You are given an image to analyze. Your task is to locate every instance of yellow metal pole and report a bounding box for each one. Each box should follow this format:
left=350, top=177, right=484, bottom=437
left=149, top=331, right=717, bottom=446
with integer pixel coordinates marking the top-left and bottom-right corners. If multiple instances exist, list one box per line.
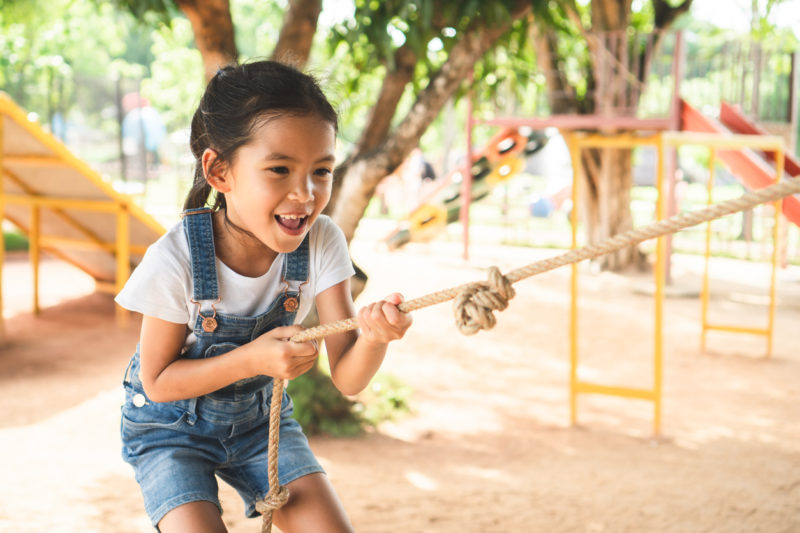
left=567, top=133, right=581, bottom=426
left=0, top=114, right=4, bottom=334
left=116, top=206, right=130, bottom=327
left=766, top=148, right=784, bottom=358
left=700, top=150, right=716, bottom=353
left=574, top=132, right=662, bottom=148
left=30, top=205, right=40, bottom=315
left=653, top=135, right=666, bottom=436
left=663, top=131, right=785, bottom=151
left=2, top=194, right=120, bottom=212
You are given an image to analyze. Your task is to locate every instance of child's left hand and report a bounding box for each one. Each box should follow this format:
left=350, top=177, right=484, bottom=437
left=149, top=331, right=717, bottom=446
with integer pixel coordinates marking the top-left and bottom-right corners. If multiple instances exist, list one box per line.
left=357, top=292, right=413, bottom=344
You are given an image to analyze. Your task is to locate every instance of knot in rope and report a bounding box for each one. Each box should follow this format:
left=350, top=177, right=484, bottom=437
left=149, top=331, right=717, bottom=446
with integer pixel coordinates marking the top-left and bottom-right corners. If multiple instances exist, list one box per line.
left=255, top=485, right=290, bottom=515
left=453, top=266, right=515, bottom=335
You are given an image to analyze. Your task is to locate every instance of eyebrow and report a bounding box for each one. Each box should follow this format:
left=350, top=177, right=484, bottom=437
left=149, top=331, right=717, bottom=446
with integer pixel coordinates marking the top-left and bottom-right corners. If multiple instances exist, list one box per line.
left=262, top=152, right=336, bottom=164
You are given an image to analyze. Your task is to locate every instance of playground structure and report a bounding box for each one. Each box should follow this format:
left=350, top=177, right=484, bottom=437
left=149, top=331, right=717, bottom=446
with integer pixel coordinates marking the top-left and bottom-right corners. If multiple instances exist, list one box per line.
left=565, top=130, right=787, bottom=434
left=0, top=92, right=165, bottom=329
left=0, top=30, right=798, bottom=438
left=384, top=127, right=549, bottom=249
left=446, top=30, right=798, bottom=434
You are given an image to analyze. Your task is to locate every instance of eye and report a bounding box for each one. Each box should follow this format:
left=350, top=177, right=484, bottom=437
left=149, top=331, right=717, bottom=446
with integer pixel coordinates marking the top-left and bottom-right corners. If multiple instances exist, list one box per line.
left=314, top=167, right=333, bottom=178
left=267, top=166, right=290, bottom=176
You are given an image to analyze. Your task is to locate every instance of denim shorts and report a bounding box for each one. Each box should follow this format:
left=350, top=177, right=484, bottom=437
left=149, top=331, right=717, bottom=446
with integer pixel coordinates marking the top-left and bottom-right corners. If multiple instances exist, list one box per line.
left=121, top=383, right=324, bottom=526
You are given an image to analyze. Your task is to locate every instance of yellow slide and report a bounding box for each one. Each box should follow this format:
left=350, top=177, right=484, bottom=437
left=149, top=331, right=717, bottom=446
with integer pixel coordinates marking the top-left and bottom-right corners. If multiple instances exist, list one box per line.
left=0, top=92, right=165, bottom=316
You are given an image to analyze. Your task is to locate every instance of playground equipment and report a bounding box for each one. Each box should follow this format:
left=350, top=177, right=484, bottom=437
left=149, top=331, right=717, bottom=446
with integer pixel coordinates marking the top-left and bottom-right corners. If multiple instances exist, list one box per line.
left=385, top=127, right=548, bottom=249
left=0, top=92, right=165, bottom=328
left=566, top=130, right=790, bottom=433
left=679, top=99, right=798, bottom=356
left=681, top=100, right=800, bottom=225
left=444, top=29, right=800, bottom=435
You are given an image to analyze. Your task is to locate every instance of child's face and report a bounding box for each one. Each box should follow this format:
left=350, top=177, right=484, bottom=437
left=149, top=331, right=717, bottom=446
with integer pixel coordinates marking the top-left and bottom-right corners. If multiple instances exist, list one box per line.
left=219, top=114, right=336, bottom=254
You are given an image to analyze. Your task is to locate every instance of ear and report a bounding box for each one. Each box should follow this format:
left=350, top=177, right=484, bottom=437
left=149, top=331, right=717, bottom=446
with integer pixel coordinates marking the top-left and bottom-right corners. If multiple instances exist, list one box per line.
left=202, top=148, right=232, bottom=193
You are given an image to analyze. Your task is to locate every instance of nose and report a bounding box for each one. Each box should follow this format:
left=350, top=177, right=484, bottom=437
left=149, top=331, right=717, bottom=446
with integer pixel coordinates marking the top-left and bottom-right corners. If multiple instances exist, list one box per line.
left=289, top=174, right=314, bottom=202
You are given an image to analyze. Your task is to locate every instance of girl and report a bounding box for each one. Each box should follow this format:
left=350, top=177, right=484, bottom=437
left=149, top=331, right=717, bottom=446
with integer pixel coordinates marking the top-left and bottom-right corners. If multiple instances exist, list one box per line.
left=116, top=60, right=412, bottom=533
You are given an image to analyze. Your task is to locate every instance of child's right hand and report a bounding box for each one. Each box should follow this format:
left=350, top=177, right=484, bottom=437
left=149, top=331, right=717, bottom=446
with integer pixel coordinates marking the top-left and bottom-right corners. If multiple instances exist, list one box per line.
left=248, top=325, right=319, bottom=380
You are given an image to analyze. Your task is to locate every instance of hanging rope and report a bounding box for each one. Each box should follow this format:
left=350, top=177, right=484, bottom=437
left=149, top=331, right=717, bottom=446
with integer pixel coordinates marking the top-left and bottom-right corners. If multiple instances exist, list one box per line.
left=257, top=378, right=290, bottom=533
left=257, top=176, right=800, bottom=531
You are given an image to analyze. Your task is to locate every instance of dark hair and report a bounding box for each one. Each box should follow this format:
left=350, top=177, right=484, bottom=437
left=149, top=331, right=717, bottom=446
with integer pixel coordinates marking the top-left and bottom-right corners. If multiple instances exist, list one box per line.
left=183, top=60, right=338, bottom=211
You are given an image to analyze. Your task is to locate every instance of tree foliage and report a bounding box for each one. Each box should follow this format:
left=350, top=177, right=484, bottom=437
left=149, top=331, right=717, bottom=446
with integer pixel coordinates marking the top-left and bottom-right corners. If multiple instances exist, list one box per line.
left=3, top=0, right=794, bottom=256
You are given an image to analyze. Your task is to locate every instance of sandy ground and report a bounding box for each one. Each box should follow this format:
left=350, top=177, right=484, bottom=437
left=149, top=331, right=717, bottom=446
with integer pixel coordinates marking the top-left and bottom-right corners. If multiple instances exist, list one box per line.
left=1, top=227, right=799, bottom=533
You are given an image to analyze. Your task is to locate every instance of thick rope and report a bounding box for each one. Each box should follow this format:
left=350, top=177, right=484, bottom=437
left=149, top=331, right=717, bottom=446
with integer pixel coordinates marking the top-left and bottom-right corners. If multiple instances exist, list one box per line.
left=258, top=378, right=290, bottom=533
left=291, top=176, right=800, bottom=343
left=259, top=175, right=800, bottom=532
left=453, top=265, right=516, bottom=334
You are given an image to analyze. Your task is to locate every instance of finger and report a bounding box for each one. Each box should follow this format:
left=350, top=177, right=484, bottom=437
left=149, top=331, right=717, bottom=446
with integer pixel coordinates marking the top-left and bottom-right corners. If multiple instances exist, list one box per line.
left=383, top=293, right=404, bottom=306
left=370, top=301, right=385, bottom=323
left=293, top=340, right=319, bottom=358
left=358, top=305, right=373, bottom=327
left=269, top=325, right=305, bottom=339
left=381, top=301, right=406, bottom=326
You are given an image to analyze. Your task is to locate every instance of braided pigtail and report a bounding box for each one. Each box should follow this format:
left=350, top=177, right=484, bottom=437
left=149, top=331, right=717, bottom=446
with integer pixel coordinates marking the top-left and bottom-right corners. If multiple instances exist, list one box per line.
left=183, top=108, right=214, bottom=211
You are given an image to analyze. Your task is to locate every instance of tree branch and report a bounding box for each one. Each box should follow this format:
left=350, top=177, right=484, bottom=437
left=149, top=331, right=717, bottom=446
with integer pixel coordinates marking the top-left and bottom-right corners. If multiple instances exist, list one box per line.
left=354, top=44, right=418, bottom=154
left=174, top=0, right=237, bottom=82
left=271, top=0, right=322, bottom=68
left=532, top=27, right=579, bottom=114
left=653, top=0, right=693, bottom=30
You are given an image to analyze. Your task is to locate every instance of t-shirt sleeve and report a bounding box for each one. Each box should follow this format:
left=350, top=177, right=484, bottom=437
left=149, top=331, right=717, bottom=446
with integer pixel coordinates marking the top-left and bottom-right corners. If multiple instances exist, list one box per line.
left=314, top=216, right=356, bottom=295
left=114, top=235, right=192, bottom=325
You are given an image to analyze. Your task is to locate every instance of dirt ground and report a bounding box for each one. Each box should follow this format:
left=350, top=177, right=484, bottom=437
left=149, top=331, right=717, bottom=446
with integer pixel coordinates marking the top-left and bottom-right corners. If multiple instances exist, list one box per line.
left=1, top=226, right=799, bottom=533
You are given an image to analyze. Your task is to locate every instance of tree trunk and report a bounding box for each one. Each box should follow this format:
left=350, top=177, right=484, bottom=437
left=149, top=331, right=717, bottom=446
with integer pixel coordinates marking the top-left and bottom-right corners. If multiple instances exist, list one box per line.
left=354, top=45, right=418, bottom=154
left=531, top=27, right=579, bottom=115
left=331, top=1, right=532, bottom=243
left=326, top=44, right=418, bottom=215
left=579, top=147, right=642, bottom=270
left=541, top=0, right=691, bottom=271
left=271, top=0, right=322, bottom=68
left=174, top=0, right=237, bottom=82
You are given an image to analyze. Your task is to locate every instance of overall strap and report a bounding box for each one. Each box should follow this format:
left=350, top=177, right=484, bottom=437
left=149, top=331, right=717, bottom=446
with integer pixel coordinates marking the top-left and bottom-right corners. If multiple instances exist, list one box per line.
left=182, top=208, right=219, bottom=301
left=282, top=233, right=310, bottom=283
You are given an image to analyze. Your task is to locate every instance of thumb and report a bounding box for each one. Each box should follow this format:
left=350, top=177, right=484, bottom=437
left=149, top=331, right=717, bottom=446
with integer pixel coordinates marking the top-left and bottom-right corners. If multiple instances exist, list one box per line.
left=267, top=325, right=304, bottom=340
left=384, top=292, right=404, bottom=306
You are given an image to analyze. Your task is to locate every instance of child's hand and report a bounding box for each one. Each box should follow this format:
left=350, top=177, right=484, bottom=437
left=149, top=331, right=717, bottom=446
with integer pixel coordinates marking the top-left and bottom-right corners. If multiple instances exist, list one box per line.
left=357, top=293, right=413, bottom=344
left=250, top=325, right=319, bottom=380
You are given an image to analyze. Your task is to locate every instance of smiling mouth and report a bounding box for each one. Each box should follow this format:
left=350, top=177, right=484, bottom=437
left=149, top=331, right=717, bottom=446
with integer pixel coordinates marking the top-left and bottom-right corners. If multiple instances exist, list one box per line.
left=276, top=214, right=308, bottom=232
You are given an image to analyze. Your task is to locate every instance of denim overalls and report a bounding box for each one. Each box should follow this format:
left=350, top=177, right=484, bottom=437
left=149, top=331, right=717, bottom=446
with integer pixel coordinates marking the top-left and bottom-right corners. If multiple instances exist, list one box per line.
left=120, top=208, right=323, bottom=527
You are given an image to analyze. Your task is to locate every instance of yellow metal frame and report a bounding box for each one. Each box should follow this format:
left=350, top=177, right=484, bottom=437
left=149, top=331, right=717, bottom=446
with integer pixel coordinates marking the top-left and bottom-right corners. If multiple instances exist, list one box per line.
left=662, top=132, right=785, bottom=358
left=564, top=131, right=666, bottom=435
left=563, top=130, right=786, bottom=435
left=0, top=93, right=165, bottom=328
left=0, top=114, right=5, bottom=334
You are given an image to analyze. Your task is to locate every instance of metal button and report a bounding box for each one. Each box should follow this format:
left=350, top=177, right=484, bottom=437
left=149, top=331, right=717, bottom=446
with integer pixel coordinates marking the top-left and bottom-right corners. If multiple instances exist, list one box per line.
left=283, top=297, right=299, bottom=312
left=133, top=393, right=146, bottom=408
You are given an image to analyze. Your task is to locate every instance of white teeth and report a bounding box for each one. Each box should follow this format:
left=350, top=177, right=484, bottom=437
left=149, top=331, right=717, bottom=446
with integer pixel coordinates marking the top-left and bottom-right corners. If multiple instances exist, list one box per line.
left=279, top=214, right=306, bottom=220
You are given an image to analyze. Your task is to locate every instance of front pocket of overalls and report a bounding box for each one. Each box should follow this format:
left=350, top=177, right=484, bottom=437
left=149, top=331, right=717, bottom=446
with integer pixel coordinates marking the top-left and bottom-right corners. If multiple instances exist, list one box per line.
left=121, top=358, right=196, bottom=443
left=204, top=342, right=239, bottom=358
left=264, top=389, right=295, bottom=418
left=121, top=397, right=196, bottom=462
left=121, top=354, right=193, bottom=430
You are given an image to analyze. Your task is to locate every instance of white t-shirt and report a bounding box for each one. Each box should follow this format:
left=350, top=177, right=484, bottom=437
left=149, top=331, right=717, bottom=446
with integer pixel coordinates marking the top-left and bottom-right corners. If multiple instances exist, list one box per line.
left=115, top=214, right=354, bottom=346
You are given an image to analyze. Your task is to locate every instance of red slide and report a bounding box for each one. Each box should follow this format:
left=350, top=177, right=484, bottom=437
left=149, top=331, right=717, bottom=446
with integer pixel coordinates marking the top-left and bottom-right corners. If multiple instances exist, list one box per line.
left=680, top=99, right=800, bottom=226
